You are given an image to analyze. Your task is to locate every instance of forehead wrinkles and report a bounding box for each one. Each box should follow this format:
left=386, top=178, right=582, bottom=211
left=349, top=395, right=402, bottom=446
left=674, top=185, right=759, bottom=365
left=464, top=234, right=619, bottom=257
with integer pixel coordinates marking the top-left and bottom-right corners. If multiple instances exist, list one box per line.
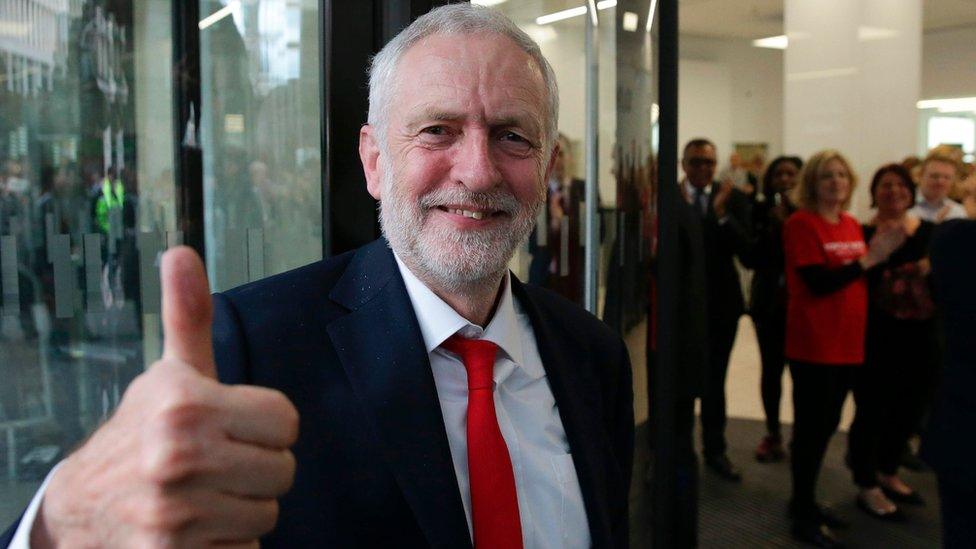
left=392, top=35, right=548, bottom=129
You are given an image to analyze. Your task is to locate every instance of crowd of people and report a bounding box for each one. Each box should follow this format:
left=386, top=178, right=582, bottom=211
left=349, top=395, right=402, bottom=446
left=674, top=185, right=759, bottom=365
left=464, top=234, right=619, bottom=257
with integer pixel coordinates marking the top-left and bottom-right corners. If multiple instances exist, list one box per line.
left=675, top=138, right=976, bottom=548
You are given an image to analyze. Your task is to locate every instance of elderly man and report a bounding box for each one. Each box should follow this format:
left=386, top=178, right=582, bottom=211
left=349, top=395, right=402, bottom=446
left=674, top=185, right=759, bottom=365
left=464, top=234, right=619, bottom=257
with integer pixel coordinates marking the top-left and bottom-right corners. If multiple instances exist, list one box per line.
left=1, top=5, right=633, bottom=549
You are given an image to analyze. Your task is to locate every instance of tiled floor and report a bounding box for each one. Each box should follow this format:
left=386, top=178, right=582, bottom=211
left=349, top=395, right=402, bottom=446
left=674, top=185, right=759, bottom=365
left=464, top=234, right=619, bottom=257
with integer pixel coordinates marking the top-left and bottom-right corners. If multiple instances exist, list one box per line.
left=630, top=313, right=942, bottom=548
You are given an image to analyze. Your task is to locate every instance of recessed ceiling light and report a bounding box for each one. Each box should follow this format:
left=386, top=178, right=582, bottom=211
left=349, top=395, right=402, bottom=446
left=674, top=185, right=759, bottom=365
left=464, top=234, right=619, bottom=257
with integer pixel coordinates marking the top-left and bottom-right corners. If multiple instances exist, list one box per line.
left=622, top=12, right=639, bottom=32
left=523, top=24, right=558, bottom=44
left=752, top=35, right=788, bottom=49
left=646, top=0, right=658, bottom=32
left=917, top=97, right=976, bottom=113
left=199, top=1, right=239, bottom=30
left=535, top=1, right=619, bottom=26
left=471, top=0, right=508, bottom=6
left=536, top=6, right=588, bottom=25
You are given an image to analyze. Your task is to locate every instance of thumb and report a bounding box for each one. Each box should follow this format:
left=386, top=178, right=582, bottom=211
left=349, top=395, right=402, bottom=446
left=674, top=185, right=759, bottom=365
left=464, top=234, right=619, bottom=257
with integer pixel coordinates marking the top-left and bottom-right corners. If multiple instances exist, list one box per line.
left=161, top=246, right=216, bottom=378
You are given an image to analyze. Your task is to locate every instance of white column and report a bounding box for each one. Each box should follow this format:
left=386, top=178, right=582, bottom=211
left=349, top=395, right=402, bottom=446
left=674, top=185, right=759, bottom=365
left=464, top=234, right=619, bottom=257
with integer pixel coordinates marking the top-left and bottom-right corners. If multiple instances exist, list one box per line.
left=784, top=0, right=922, bottom=215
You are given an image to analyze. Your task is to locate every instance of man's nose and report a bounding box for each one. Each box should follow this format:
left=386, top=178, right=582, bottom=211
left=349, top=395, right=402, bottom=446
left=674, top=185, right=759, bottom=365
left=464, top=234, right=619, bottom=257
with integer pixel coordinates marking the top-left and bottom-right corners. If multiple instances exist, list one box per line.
left=452, top=132, right=502, bottom=193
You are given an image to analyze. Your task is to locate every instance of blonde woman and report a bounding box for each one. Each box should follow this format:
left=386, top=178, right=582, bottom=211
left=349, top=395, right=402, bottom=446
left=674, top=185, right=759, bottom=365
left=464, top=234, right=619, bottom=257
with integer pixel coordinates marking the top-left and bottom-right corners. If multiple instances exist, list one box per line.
left=782, top=150, right=905, bottom=547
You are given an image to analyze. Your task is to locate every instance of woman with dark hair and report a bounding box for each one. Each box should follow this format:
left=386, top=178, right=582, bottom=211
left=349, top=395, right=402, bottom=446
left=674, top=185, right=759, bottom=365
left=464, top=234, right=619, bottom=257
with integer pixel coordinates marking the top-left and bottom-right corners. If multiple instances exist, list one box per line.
left=752, top=155, right=803, bottom=462
left=848, top=164, right=938, bottom=521
left=783, top=150, right=905, bottom=547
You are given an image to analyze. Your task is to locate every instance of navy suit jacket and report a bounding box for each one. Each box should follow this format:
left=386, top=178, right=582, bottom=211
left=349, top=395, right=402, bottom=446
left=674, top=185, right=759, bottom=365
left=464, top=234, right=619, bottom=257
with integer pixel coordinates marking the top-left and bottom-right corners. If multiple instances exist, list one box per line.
left=4, top=239, right=634, bottom=547
left=921, top=220, right=976, bottom=490
left=699, top=184, right=754, bottom=328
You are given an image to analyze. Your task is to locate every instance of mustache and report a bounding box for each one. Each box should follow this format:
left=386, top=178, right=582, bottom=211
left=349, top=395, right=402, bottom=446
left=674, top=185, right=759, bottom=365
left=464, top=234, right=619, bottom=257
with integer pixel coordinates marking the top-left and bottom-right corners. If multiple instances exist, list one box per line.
left=418, top=188, right=527, bottom=215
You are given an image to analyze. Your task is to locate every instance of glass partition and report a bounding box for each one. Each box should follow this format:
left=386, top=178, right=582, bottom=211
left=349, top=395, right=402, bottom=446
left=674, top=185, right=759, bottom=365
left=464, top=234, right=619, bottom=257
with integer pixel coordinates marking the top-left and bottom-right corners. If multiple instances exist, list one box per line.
left=481, top=1, right=659, bottom=544
left=0, top=0, right=328, bottom=525
left=0, top=0, right=176, bottom=522
left=198, top=0, right=323, bottom=292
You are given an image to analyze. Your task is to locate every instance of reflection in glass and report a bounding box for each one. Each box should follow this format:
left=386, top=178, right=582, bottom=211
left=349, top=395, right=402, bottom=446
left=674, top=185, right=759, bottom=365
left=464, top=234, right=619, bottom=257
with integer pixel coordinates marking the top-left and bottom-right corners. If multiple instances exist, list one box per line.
left=199, top=0, right=323, bottom=292
left=0, top=0, right=176, bottom=521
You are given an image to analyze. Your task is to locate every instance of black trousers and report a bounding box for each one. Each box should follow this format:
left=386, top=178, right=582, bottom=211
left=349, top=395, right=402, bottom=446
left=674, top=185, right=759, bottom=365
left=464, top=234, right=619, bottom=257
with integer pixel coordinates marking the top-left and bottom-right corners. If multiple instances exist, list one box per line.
left=849, top=318, right=938, bottom=487
left=938, top=476, right=976, bottom=549
left=754, top=308, right=788, bottom=438
left=789, top=361, right=857, bottom=519
left=701, top=316, right=739, bottom=457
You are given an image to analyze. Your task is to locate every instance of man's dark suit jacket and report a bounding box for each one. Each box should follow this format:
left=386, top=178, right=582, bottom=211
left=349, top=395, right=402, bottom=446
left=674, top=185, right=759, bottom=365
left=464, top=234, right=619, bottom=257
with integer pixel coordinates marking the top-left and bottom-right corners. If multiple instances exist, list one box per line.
left=697, top=184, right=754, bottom=328
left=1, top=239, right=634, bottom=548
left=213, top=238, right=634, bottom=547
left=921, top=220, right=976, bottom=490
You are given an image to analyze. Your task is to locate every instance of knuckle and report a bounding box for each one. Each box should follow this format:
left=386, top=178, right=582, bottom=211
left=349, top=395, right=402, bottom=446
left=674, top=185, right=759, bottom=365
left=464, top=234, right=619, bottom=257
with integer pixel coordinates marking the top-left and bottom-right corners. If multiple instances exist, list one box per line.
left=274, top=395, right=300, bottom=446
left=141, top=419, right=206, bottom=484
left=256, top=499, right=280, bottom=535
left=134, top=490, right=195, bottom=535
left=278, top=450, right=297, bottom=493
left=143, top=439, right=200, bottom=484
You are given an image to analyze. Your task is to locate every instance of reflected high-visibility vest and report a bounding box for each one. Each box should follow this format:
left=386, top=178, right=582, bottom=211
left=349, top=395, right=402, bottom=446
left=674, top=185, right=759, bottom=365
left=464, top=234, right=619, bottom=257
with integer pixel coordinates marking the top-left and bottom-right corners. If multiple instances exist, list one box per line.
left=95, top=177, right=124, bottom=233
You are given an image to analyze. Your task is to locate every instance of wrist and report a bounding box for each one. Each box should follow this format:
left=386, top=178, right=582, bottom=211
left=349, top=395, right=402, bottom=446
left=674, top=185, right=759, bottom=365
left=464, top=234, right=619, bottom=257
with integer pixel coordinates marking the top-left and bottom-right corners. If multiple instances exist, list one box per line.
left=859, top=255, right=877, bottom=270
left=29, top=500, right=56, bottom=549
left=33, top=455, right=89, bottom=548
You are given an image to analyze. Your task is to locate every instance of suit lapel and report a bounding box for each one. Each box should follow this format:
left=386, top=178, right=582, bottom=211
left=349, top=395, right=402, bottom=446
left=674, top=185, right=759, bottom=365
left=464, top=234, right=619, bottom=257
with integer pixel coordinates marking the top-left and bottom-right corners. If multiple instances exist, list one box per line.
left=511, top=277, right=616, bottom=547
left=326, top=240, right=471, bottom=548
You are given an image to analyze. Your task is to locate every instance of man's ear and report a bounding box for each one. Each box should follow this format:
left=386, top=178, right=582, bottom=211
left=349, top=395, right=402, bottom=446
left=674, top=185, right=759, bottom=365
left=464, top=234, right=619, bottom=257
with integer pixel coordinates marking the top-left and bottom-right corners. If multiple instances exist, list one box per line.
left=359, top=124, right=383, bottom=200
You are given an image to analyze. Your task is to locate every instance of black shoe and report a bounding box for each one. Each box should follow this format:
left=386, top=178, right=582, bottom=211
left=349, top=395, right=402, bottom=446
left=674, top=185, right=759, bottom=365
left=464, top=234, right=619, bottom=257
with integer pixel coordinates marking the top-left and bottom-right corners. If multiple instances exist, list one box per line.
left=815, top=505, right=850, bottom=530
left=856, top=494, right=907, bottom=522
left=704, top=454, right=742, bottom=482
left=788, top=501, right=849, bottom=530
left=792, top=520, right=845, bottom=548
left=881, top=485, right=925, bottom=506
left=900, top=448, right=928, bottom=472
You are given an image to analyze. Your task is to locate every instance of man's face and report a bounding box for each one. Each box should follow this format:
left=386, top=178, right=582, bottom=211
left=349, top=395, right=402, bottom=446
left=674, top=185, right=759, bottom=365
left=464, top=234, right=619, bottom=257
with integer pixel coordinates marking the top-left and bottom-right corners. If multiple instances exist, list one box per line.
left=360, top=33, right=553, bottom=288
left=729, top=153, right=741, bottom=169
left=919, top=160, right=956, bottom=202
left=682, top=144, right=717, bottom=189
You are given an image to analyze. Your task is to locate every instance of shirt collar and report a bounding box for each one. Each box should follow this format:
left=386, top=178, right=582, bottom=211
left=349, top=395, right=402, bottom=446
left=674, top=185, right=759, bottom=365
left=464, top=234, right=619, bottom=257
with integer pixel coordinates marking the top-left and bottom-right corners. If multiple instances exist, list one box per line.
left=918, top=195, right=945, bottom=209
left=393, top=253, right=538, bottom=379
left=682, top=179, right=711, bottom=202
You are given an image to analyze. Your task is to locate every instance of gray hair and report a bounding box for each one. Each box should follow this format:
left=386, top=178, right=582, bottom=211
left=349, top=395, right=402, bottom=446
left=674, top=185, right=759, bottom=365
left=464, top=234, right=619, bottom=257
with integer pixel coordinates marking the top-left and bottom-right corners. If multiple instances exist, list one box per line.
left=367, top=3, right=559, bottom=150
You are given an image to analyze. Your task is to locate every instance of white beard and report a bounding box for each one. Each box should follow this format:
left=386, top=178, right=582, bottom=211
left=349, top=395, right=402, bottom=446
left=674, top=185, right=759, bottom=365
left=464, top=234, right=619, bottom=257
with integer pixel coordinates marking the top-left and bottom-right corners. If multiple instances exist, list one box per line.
left=379, top=165, right=543, bottom=293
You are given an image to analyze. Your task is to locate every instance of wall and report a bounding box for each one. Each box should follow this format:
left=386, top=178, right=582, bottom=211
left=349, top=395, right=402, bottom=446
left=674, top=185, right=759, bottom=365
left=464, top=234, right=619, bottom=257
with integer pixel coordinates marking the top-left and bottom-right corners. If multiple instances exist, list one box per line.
left=921, top=25, right=976, bottom=100
left=678, top=34, right=784, bottom=166
left=677, top=24, right=976, bottom=174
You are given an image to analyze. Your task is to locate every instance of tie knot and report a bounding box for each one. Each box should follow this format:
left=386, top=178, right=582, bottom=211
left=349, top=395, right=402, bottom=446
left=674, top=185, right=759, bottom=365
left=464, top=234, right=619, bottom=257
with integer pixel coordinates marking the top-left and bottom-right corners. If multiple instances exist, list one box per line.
left=442, top=334, right=498, bottom=390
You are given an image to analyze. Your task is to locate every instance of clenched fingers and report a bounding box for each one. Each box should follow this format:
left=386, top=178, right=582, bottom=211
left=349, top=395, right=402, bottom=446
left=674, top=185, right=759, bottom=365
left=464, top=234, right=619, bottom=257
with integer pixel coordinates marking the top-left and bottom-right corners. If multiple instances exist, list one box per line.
left=218, top=384, right=300, bottom=449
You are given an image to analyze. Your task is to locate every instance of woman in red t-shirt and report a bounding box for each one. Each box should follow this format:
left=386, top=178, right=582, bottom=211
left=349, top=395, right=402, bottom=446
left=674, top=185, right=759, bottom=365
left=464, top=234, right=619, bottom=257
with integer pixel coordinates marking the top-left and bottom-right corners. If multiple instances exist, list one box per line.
left=782, top=150, right=905, bottom=546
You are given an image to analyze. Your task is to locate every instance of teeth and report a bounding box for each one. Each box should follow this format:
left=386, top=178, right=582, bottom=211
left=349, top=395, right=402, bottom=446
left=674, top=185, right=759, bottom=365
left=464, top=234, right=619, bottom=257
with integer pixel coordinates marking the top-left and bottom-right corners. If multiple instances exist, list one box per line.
left=451, top=209, right=486, bottom=220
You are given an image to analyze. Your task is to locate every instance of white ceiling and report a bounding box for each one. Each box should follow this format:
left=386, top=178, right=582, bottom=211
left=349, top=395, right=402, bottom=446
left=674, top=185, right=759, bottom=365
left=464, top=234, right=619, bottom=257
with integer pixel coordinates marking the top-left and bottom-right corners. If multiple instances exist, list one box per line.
left=678, top=0, right=976, bottom=40
left=481, top=0, right=976, bottom=39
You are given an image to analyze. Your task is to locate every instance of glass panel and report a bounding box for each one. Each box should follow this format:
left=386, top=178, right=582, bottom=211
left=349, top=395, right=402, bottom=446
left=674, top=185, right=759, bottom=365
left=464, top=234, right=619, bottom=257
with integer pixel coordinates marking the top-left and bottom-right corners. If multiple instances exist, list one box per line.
left=484, top=1, right=587, bottom=307
left=199, top=0, right=323, bottom=291
left=479, top=1, right=658, bottom=545
left=0, top=0, right=176, bottom=522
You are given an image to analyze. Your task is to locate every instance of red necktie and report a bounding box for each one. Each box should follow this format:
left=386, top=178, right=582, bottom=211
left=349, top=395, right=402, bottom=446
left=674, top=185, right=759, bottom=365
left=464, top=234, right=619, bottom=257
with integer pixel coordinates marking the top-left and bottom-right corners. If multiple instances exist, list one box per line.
left=441, top=335, right=523, bottom=549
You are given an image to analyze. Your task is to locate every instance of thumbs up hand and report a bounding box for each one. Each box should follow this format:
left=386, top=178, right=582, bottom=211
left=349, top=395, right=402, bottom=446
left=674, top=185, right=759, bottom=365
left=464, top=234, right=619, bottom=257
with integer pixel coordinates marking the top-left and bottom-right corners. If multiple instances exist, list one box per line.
left=31, top=247, right=299, bottom=548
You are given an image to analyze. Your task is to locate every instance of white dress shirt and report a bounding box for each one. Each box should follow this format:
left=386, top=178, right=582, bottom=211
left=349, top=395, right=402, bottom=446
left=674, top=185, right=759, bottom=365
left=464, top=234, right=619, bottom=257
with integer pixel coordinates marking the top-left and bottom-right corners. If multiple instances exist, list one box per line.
left=910, top=196, right=968, bottom=222
left=395, top=254, right=590, bottom=548
left=10, top=257, right=590, bottom=549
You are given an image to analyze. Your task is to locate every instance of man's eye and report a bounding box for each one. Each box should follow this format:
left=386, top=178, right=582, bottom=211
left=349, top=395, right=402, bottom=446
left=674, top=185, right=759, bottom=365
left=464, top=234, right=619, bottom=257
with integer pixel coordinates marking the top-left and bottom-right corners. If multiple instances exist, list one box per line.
left=501, top=131, right=528, bottom=143
left=422, top=126, right=447, bottom=136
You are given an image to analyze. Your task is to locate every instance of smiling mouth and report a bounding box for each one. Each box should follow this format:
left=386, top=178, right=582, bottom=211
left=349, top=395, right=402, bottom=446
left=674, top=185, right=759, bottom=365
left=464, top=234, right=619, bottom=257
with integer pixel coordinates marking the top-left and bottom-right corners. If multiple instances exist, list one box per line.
left=435, top=206, right=505, bottom=220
